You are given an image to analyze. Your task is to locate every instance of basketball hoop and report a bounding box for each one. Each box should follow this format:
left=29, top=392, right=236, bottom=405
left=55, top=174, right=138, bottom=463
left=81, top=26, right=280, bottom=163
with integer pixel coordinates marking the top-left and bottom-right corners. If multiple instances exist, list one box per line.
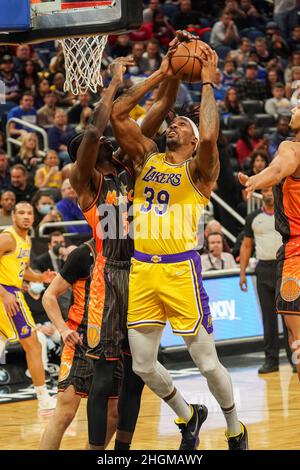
left=59, top=34, right=108, bottom=95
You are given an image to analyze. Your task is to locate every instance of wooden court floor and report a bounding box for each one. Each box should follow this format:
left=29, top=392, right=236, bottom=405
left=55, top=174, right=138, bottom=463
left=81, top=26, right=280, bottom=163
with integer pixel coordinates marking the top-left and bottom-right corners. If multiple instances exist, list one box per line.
left=1, top=362, right=300, bottom=450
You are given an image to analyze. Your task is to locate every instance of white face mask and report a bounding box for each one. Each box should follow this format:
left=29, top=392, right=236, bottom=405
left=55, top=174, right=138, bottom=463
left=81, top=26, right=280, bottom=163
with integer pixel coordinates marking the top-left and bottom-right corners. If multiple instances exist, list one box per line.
left=30, top=282, right=45, bottom=295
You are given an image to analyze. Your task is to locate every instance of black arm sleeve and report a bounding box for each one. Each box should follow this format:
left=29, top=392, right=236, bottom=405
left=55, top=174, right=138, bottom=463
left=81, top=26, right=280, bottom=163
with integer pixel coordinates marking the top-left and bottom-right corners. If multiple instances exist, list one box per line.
left=60, top=245, right=92, bottom=284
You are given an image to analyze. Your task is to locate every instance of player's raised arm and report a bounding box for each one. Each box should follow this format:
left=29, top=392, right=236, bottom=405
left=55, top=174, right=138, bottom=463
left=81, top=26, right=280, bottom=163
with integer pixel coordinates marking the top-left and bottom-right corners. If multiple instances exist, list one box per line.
left=238, top=141, right=300, bottom=199
left=111, top=33, right=191, bottom=165
left=140, top=77, right=180, bottom=140
left=69, top=57, right=134, bottom=194
left=189, top=47, right=220, bottom=199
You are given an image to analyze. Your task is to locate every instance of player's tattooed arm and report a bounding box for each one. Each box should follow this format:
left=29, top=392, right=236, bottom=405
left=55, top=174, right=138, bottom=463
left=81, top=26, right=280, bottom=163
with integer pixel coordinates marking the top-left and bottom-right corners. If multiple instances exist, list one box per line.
left=70, top=57, right=134, bottom=195
left=141, top=78, right=180, bottom=139
left=239, top=141, right=300, bottom=199
left=189, top=48, right=220, bottom=199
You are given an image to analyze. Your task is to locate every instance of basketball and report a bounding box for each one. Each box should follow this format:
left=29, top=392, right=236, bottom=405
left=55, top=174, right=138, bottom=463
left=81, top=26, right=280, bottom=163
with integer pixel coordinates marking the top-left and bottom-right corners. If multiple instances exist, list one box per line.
left=170, top=39, right=207, bottom=83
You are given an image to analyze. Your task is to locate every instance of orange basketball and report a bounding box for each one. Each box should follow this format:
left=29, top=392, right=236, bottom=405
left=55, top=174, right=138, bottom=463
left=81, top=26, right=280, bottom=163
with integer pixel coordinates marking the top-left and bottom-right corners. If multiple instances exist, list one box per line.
left=170, top=39, right=206, bottom=83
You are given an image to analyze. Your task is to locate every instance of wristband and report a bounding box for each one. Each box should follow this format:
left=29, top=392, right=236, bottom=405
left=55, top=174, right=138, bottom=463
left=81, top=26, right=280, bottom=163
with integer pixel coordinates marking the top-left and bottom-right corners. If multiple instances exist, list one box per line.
left=202, top=82, right=214, bottom=87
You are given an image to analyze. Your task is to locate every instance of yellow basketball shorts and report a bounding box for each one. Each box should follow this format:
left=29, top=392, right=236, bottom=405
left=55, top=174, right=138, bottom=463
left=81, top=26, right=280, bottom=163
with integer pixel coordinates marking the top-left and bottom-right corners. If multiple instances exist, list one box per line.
left=128, top=250, right=213, bottom=336
left=0, top=285, right=36, bottom=342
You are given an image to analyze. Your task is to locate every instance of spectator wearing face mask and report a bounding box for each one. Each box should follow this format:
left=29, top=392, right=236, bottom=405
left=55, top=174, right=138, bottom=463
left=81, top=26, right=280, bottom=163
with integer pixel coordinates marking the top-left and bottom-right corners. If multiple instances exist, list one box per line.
left=201, top=232, right=237, bottom=272
left=32, top=191, right=62, bottom=236
left=24, top=280, right=60, bottom=377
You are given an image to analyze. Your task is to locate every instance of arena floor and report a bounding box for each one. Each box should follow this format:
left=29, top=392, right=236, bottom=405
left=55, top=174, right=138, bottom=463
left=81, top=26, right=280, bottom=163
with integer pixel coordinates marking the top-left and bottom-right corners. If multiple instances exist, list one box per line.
left=1, top=352, right=299, bottom=450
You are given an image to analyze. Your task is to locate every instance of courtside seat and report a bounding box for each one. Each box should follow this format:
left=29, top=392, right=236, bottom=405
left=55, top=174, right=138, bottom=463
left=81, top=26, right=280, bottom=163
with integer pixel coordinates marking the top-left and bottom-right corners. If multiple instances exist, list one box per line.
left=254, top=114, right=276, bottom=128
left=241, top=100, right=264, bottom=115
left=222, top=129, right=239, bottom=143
left=227, top=115, right=249, bottom=130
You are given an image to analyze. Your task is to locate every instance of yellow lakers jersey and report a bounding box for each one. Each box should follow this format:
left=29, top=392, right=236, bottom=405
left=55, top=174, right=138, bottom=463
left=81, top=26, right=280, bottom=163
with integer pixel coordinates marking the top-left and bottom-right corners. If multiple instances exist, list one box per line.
left=133, top=152, right=208, bottom=254
left=0, top=227, right=31, bottom=288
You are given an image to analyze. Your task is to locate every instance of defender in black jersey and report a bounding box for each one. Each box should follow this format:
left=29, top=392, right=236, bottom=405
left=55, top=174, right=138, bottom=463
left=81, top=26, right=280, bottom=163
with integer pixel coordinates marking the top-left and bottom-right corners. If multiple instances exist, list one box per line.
left=39, top=241, right=121, bottom=449
left=68, top=54, right=181, bottom=449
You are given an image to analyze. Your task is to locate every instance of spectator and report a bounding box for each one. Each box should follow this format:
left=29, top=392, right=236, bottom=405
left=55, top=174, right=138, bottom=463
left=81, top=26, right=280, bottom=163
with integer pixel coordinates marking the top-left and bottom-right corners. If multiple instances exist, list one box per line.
left=12, top=132, right=41, bottom=183
left=7, top=92, right=37, bottom=138
left=32, top=230, right=71, bottom=320
left=68, top=92, right=93, bottom=125
left=33, top=230, right=66, bottom=272
left=285, top=66, right=300, bottom=98
left=172, top=0, right=201, bottom=31
left=201, top=232, right=237, bottom=271
left=48, top=109, right=76, bottom=166
left=289, top=25, right=300, bottom=53
left=0, top=190, right=16, bottom=226
left=266, top=67, right=282, bottom=98
left=127, top=42, right=147, bottom=76
left=0, top=132, right=5, bottom=151
left=0, top=54, right=21, bottom=108
left=143, top=0, right=162, bottom=23
left=210, top=11, right=240, bottom=50
left=204, top=219, right=232, bottom=253
left=142, top=39, right=163, bottom=74
left=24, top=281, right=60, bottom=375
left=32, top=190, right=62, bottom=236
left=20, top=60, right=39, bottom=94
left=37, top=91, right=57, bottom=127
left=236, top=62, right=267, bottom=100
left=284, top=50, right=300, bottom=83
left=227, top=37, right=251, bottom=67
left=50, top=72, right=74, bottom=108
left=49, top=44, right=65, bottom=75
left=14, top=45, right=32, bottom=74
left=75, top=107, right=93, bottom=132
left=56, top=179, right=91, bottom=234
left=152, top=11, right=175, bottom=50
left=221, top=87, right=244, bottom=117
left=0, top=151, right=11, bottom=192
left=35, top=78, right=51, bottom=110
left=265, top=21, right=281, bottom=49
left=273, top=0, right=298, bottom=41
left=35, top=150, right=62, bottom=190
left=270, top=32, right=290, bottom=62
left=254, top=37, right=276, bottom=68
left=10, top=164, right=36, bottom=203
left=222, top=59, right=239, bottom=89
left=265, top=82, right=292, bottom=118
left=245, top=150, right=269, bottom=177
left=212, top=68, right=227, bottom=109
left=236, top=121, right=263, bottom=167
left=268, top=116, right=291, bottom=158
left=110, top=34, right=132, bottom=58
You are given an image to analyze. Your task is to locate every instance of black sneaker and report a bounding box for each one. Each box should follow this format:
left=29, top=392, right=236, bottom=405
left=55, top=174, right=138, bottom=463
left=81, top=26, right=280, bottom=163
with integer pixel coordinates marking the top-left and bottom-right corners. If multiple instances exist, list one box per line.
left=258, top=363, right=279, bottom=374
left=175, top=404, right=208, bottom=450
left=227, top=422, right=248, bottom=450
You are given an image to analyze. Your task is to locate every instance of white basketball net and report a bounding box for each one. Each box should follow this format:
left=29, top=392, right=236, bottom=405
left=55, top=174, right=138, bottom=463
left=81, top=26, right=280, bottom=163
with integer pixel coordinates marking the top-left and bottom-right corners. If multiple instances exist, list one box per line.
left=59, top=35, right=108, bottom=95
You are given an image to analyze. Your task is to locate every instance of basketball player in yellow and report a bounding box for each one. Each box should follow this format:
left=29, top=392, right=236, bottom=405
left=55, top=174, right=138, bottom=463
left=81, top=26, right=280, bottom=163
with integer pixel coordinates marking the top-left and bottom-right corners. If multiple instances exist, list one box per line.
left=0, top=201, right=56, bottom=411
left=111, top=45, right=248, bottom=449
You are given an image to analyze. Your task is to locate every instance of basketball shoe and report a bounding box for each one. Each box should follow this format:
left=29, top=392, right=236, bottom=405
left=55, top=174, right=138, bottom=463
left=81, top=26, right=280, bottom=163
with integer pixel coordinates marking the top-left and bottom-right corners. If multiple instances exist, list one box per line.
left=175, top=404, right=208, bottom=450
left=226, top=422, right=248, bottom=450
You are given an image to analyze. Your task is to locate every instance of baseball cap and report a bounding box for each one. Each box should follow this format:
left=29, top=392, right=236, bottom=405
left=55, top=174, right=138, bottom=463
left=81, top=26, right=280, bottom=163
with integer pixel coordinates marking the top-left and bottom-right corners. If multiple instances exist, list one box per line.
left=0, top=54, right=13, bottom=64
left=246, top=61, right=258, bottom=68
left=266, top=21, right=279, bottom=29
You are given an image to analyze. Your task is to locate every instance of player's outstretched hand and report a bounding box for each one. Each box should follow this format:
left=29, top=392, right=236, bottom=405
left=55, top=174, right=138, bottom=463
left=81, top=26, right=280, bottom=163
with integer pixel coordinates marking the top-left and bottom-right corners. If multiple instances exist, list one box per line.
left=109, top=57, right=136, bottom=84
left=61, top=328, right=83, bottom=348
left=199, top=47, right=218, bottom=83
left=42, top=270, right=57, bottom=284
left=2, top=290, right=19, bottom=317
left=238, top=172, right=257, bottom=199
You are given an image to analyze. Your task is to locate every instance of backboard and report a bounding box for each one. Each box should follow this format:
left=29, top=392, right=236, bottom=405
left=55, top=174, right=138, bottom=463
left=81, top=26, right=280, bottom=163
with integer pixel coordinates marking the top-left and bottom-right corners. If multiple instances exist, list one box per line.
left=0, top=0, right=143, bottom=44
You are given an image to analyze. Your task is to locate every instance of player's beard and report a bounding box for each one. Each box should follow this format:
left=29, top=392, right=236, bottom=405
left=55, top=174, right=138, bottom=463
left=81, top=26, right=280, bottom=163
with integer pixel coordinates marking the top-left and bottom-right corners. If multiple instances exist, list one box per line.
left=166, top=137, right=181, bottom=151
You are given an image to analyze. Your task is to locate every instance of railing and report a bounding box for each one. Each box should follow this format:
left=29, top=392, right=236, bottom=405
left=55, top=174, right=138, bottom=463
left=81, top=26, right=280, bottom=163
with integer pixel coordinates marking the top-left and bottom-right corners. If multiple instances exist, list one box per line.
left=38, top=220, right=89, bottom=237
left=211, top=192, right=246, bottom=225
left=6, top=118, right=49, bottom=159
left=247, top=192, right=263, bottom=214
